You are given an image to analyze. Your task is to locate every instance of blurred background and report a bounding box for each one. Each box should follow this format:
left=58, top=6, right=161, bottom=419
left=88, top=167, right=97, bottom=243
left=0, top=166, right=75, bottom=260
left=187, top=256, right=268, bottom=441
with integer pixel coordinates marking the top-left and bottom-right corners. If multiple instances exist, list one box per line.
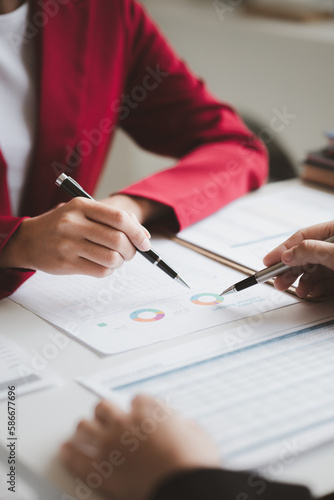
left=95, top=0, right=334, bottom=198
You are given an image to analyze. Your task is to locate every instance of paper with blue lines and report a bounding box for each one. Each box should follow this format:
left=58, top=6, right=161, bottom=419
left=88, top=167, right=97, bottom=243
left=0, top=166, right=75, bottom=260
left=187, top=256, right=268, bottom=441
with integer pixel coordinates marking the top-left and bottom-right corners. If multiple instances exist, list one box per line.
left=78, top=304, right=334, bottom=470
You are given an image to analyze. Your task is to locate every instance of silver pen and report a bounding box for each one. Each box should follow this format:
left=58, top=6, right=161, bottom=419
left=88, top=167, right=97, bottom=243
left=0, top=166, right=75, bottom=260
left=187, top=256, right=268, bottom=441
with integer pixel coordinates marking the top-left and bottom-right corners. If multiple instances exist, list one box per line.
left=220, top=235, right=334, bottom=296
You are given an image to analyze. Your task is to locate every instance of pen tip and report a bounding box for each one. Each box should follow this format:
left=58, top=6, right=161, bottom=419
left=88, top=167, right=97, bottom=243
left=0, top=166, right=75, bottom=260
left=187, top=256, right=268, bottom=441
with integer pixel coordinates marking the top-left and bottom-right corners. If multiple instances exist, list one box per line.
left=220, top=286, right=235, bottom=296
left=175, top=276, right=191, bottom=289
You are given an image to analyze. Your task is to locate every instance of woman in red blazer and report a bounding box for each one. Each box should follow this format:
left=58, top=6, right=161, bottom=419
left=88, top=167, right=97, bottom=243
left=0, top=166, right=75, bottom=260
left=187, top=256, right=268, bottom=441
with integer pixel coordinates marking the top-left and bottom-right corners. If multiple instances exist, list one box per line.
left=0, top=0, right=267, bottom=300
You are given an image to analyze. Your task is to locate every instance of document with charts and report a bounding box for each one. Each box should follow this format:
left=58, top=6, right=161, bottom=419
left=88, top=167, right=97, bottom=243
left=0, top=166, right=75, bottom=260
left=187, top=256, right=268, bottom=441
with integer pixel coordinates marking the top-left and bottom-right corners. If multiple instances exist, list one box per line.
left=177, top=182, right=334, bottom=271
left=78, top=301, right=334, bottom=470
left=10, top=238, right=299, bottom=355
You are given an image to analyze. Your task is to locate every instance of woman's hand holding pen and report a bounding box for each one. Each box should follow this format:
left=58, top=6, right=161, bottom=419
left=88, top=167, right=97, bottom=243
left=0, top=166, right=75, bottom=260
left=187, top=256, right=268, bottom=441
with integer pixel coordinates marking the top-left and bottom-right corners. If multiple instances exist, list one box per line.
left=263, top=221, right=334, bottom=298
left=0, top=197, right=152, bottom=276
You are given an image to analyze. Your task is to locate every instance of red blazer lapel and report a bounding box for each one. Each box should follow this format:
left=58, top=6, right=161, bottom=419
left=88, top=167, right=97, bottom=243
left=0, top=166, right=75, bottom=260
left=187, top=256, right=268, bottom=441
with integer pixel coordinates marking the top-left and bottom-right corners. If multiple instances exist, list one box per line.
left=20, top=0, right=92, bottom=217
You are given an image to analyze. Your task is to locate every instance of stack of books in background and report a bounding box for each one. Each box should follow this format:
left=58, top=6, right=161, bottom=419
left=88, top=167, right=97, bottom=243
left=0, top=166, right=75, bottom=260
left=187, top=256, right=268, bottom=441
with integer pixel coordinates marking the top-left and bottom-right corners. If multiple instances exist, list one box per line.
left=302, top=131, right=334, bottom=189
left=244, top=0, right=334, bottom=22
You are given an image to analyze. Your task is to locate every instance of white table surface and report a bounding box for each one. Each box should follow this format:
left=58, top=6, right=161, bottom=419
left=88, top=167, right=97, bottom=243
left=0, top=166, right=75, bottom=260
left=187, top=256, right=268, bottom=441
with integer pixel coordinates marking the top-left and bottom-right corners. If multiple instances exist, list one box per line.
left=1, top=293, right=334, bottom=499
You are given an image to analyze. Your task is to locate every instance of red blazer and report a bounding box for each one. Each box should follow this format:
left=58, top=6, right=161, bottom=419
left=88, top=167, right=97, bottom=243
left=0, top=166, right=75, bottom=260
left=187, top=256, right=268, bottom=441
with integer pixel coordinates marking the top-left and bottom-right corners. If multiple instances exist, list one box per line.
left=0, top=0, right=268, bottom=300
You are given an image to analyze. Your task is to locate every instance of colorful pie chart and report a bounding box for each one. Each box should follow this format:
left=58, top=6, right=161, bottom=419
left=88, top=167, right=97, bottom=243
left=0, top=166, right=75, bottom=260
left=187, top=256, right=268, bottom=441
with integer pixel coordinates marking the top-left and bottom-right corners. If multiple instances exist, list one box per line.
left=190, top=293, right=224, bottom=306
left=130, top=309, right=165, bottom=322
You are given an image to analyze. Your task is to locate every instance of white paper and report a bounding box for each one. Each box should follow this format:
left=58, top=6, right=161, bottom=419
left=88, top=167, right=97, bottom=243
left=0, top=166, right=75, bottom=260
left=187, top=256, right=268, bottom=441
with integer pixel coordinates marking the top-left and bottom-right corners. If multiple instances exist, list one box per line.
left=78, top=302, right=334, bottom=470
left=178, top=183, right=334, bottom=271
left=0, top=335, right=58, bottom=401
left=10, top=238, right=299, bottom=355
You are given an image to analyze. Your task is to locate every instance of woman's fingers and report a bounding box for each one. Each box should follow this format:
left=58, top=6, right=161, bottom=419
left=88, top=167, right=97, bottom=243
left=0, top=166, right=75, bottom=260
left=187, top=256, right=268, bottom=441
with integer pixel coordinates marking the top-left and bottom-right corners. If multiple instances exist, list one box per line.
left=50, top=255, right=114, bottom=278
left=129, top=212, right=151, bottom=240
left=56, top=199, right=150, bottom=268
left=78, top=198, right=151, bottom=252
left=16, top=197, right=152, bottom=276
left=79, top=219, right=137, bottom=262
left=78, top=240, right=125, bottom=269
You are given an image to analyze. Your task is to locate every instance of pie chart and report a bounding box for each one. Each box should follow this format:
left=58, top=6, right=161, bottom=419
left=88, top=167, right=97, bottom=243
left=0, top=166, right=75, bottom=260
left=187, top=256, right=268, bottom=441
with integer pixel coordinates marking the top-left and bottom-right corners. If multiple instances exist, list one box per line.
left=130, top=309, right=165, bottom=322
left=190, top=293, right=224, bottom=306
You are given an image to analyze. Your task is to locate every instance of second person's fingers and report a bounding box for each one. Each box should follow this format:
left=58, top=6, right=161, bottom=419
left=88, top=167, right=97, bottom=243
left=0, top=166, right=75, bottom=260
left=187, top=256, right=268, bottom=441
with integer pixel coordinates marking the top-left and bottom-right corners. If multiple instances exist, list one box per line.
left=310, top=276, right=334, bottom=298
left=282, top=240, right=334, bottom=271
left=272, top=267, right=303, bottom=291
left=263, top=222, right=334, bottom=267
left=95, top=400, right=127, bottom=427
left=73, top=419, right=107, bottom=448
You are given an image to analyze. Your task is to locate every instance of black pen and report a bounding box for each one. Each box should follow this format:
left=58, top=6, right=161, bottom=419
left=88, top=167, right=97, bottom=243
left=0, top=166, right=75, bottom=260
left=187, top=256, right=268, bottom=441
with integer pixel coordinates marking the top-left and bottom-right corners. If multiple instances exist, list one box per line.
left=55, top=173, right=190, bottom=288
left=220, top=235, right=334, bottom=296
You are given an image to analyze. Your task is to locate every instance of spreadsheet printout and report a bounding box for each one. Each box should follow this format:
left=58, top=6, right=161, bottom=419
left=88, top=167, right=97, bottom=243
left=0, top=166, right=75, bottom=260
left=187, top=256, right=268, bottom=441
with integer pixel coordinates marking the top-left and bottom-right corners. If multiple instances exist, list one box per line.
left=178, top=183, right=334, bottom=271
left=79, top=303, right=334, bottom=470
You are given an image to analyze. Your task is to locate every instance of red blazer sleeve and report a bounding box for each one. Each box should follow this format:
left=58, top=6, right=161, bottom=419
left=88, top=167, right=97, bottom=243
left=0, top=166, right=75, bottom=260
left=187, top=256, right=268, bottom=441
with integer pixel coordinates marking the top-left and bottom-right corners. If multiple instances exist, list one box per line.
left=0, top=216, right=34, bottom=300
left=120, top=0, right=268, bottom=231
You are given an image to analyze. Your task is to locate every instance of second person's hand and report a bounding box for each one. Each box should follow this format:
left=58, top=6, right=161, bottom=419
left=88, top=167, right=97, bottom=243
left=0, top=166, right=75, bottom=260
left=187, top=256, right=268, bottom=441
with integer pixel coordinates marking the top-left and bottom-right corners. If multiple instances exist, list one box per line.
left=60, top=395, right=221, bottom=500
left=263, top=221, right=334, bottom=298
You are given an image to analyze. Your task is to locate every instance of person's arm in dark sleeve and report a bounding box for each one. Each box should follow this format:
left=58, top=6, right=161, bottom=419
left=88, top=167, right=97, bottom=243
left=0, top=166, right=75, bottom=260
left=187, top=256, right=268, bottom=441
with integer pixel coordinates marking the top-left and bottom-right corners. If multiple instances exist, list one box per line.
left=150, top=469, right=314, bottom=500
left=119, top=0, right=268, bottom=232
